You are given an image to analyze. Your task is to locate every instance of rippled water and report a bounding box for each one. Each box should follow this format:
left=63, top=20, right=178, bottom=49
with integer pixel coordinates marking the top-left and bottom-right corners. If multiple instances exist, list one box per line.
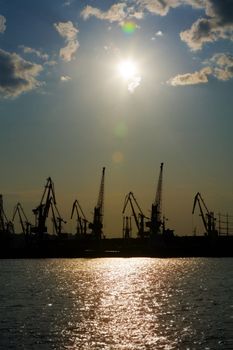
left=0, top=258, right=233, bottom=350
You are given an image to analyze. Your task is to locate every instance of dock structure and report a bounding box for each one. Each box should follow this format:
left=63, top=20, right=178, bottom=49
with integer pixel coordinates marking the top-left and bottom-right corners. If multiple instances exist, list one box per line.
left=1, top=164, right=233, bottom=258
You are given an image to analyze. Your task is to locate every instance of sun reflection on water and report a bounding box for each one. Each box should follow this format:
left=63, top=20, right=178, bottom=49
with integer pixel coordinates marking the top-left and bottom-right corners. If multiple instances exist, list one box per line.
left=57, top=258, right=199, bottom=349
left=1, top=258, right=232, bottom=350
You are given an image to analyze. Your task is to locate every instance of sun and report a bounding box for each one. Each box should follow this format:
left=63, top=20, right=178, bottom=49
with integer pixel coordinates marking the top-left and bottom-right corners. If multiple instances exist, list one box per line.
left=117, top=59, right=138, bottom=80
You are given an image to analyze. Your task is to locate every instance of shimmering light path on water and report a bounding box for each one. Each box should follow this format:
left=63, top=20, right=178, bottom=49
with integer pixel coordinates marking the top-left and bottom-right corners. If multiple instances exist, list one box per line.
left=0, top=258, right=233, bottom=349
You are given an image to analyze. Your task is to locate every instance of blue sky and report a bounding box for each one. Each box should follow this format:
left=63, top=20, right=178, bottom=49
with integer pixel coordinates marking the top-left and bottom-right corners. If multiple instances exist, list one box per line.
left=0, top=0, right=233, bottom=236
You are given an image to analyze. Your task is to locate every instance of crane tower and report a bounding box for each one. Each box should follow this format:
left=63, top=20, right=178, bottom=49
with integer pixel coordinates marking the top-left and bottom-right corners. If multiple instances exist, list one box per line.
left=89, top=167, right=105, bottom=239
left=149, top=163, right=164, bottom=235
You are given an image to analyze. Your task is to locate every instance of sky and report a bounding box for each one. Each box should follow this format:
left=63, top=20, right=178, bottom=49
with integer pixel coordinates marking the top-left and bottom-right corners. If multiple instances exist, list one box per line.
left=0, top=0, right=233, bottom=236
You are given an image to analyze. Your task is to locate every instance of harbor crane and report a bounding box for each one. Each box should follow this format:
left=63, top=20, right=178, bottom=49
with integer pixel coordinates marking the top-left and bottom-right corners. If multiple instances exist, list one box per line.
left=32, top=177, right=66, bottom=236
left=192, top=192, right=218, bottom=237
left=71, top=199, right=89, bottom=235
left=12, top=202, right=31, bottom=236
left=147, top=163, right=164, bottom=235
left=0, top=194, right=14, bottom=234
left=89, top=167, right=105, bottom=239
left=122, top=191, right=148, bottom=238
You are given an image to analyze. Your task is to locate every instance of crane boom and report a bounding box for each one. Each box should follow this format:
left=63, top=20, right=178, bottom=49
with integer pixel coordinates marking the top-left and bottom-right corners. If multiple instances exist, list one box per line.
left=122, top=191, right=147, bottom=237
left=192, top=192, right=217, bottom=236
left=97, top=167, right=105, bottom=220
left=32, top=177, right=66, bottom=235
left=71, top=199, right=88, bottom=235
left=123, top=192, right=140, bottom=230
left=154, top=162, right=163, bottom=214
left=12, top=202, right=31, bottom=235
left=71, top=200, right=87, bottom=221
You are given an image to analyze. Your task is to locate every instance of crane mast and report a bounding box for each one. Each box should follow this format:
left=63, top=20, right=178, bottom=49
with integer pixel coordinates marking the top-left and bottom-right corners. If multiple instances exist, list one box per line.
left=149, top=163, right=164, bottom=235
left=192, top=192, right=217, bottom=237
left=89, top=167, right=105, bottom=239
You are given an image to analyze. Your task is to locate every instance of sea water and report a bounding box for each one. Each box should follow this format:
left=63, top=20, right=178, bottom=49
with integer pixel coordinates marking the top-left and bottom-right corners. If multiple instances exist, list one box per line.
left=0, top=258, right=233, bottom=349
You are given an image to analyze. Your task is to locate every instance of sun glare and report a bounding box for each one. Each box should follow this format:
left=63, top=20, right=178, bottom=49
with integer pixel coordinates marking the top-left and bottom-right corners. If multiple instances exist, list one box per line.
left=117, top=60, right=137, bottom=80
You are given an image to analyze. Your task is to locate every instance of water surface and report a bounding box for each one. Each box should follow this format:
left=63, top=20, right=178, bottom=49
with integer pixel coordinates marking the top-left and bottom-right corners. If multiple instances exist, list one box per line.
left=0, top=258, right=233, bottom=349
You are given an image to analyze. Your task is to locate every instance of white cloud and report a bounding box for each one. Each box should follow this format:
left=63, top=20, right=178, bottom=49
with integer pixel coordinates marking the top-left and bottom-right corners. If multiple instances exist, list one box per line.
left=168, top=67, right=212, bottom=86
left=60, top=40, right=79, bottom=62
left=54, top=21, right=79, bottom=62
left=156, top=30, right=163, bottom=36
left=151, top=30, right=163, bottom=40
left=81, top=3, right=127, bottom=23
left=137, top=0, right=205, bottom=14
left=54, top=21, right=78, bottom=41
left=0, top=49, right=43, bottom=98
left=211, top=53, right=233, bottom=67
left=210, top=53, right=233, bottom=81
left=168, top=52, right=233, bottom=86
left=63, top=0, right=73, bottom=6
left=180, top=17, right=233, bottom=51
left=214, top=67, right=233, bottom=81
left=60, top=75, right=71, bottom=81
left=137, top=0, right=182, bottom=16
left=128, top=76, right=141, bottom=93
left=180, top=0, right=233, bottom=50
left=0, top=14, right=6, bottom=33
left=44, top=60, right=57, bottom=66
left=81, top=3, right=144, bottom=23
left=80, top=1, right=233, bottom=51
left=19, top=45, right=49, bottom=60
left=130, top=9, right=144, bottom=20
left=80, top=0, right=206, bottom=24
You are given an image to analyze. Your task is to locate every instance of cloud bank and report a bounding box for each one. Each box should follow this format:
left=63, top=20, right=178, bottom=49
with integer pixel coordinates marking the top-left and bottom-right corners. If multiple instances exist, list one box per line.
left=180, top=0, right=233, bottom=50
left=80, top=1, right=205, bottom=23
left=168, top=67, right=212, bottom=86
left=81, top=1, right=232, bottom=50
left=54, top=21, right=79, bottom=61
left=168, top=52, right=233, bottom=86
left=81, top=2, right=146, bottom=23
left=81, top=1, right=205, bottom=22
left=19, top=45, right=49, bottom=60
left=0, top=49, right=43, bottom=98
left=137, top=0, right=182, bottom=17
left=81, top=3, right=128, bottom=22
left=211, top=53, right=233, bottom=81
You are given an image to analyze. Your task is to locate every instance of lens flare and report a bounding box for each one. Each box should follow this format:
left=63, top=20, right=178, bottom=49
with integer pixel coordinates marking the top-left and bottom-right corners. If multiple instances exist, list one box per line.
left=114, top=122, right=128, bottom=138
left=112, top=151, right=124, bottom=164
left=121, top=21, right=137, bottom=34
